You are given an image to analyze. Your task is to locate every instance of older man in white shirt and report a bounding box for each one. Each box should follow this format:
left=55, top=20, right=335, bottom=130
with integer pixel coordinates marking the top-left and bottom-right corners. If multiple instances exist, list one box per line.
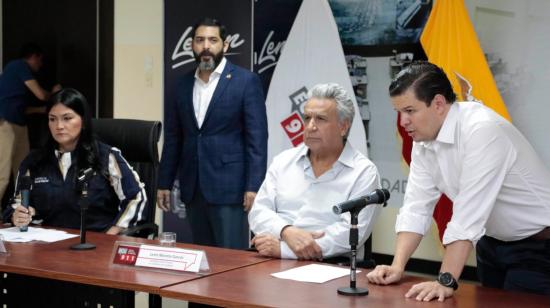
left=367, top=61, right=550, bottom=301
left=249, top=83, right=381, bottom=260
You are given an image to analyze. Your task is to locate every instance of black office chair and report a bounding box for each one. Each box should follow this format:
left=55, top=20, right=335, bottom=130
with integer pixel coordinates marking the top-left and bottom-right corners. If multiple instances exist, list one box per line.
left=93, top=118, right=164, bottom=308
left=92, top=118, right=162, bottom=239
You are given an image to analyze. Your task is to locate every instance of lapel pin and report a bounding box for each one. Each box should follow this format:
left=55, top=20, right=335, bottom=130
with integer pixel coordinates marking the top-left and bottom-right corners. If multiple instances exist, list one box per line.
left=226, top=74, right=232, bottom=79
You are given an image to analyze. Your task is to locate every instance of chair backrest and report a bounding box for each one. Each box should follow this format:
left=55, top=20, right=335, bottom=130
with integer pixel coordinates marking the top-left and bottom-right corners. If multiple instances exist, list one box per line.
left=92, top=118, right=162, bottom=236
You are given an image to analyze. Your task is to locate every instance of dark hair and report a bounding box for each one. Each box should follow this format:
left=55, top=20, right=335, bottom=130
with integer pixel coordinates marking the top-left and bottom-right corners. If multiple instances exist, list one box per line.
left=191, top=17, right=227, bottom=41
left=44, top=88, right=104, bottom=176
left=389, top=61, right=457, bottom=106
left=19, top=43, right=43, bottom=59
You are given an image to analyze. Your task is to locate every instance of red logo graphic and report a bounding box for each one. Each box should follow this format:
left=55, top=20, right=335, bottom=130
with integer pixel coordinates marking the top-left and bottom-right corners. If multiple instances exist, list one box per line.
left=280, top=112, right=304, bottom=147
left=113, top=245, right=140, bottom=265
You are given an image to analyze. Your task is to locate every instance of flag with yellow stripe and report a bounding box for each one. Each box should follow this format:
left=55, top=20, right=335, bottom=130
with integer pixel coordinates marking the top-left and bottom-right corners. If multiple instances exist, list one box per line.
left=420, top=0, right=510, bottom=120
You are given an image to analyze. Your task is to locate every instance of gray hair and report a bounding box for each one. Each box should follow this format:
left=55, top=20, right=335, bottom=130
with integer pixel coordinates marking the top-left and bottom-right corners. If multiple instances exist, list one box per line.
left=307, top=83, right=355, bottom=137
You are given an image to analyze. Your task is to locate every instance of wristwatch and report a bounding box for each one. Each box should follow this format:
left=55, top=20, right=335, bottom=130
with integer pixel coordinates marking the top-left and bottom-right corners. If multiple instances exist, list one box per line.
left=437, top=272, right=459, bottom=290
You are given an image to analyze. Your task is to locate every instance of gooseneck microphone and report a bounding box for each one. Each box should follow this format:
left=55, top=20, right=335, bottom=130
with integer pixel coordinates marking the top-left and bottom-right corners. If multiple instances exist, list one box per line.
left=333, top=189, right=390, bottom=215
left=19, top=176, right=32, bottom=232
left=335, top=188, right=390, bottom=296
left=71, top=168, right=96, bottom=250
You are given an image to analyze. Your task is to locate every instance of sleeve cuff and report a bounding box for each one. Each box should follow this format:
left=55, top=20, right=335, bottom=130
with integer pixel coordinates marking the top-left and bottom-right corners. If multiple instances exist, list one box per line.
left=395, top=211, right=432, bottom=235
left=280, top=241, right=297, bottom=259
left=273, top=222, right=291, bottom=240
left=158, top=179, right=174, bottom=190
left=442, top=221, right=485, bottom=246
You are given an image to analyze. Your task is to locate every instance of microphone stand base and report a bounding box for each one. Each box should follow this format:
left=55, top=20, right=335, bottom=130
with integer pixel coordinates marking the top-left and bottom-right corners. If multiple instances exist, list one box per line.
left=70, top=243, right=96, bottom=250
left=337, top=286, right=369, bottom=296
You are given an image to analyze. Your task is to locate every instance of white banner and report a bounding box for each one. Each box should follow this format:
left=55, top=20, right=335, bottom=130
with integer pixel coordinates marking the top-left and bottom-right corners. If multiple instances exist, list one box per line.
left=265, top=0, right=367, bottom=163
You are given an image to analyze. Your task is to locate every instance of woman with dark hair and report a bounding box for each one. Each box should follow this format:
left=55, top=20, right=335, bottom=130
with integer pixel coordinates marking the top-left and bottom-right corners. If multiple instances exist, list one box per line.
left=3, top=88, right=146, bottom=234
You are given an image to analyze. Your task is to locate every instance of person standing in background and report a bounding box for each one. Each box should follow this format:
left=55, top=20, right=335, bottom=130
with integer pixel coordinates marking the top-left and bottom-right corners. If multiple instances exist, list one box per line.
left=157, top=18, right=268, bottom=249
left=0, top=43, right=61, bottom=210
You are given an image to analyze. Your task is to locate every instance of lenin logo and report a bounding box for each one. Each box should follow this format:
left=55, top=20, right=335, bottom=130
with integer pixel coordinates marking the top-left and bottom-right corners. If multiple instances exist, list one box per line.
left=280, top=87, right=309, bottom=147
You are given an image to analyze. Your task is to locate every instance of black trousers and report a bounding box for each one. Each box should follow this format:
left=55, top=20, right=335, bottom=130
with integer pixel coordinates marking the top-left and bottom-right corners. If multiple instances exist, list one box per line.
left=476, top=235, right=550, bottom=295
left=186, top=185, right=249, bottom=250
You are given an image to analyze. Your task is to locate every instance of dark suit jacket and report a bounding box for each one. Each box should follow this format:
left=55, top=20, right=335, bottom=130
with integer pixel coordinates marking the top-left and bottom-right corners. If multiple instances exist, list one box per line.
left=159, top=60, right=268, bottom=205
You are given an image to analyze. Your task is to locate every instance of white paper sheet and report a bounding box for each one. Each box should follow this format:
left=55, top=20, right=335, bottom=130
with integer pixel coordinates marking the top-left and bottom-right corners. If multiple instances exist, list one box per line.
left=271, top=263, right=358, bottom=283
left=0, top=227, right=78, bottom=243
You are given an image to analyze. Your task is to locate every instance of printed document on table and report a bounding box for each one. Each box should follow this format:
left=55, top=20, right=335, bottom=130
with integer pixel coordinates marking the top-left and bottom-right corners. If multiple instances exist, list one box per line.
left=0, top=227, right=78, bottom=243
left=271, top=263, right=358, bottom=283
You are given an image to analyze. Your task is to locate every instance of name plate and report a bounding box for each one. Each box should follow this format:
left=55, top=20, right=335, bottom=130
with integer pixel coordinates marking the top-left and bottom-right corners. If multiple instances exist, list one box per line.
left=112, top=242, right=209, bottom=273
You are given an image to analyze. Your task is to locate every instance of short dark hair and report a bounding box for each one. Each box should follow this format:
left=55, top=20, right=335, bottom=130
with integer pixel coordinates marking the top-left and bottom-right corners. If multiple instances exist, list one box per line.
left=19, top=43, right=43, bottom=59
left=389, top=61, right=457, bottom=106
left=191, top=17, right=227, bottom=41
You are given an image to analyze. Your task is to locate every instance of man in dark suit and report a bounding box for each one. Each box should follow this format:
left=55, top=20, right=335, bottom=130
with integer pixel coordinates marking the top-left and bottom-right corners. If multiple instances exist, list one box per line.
left=157, top=18, right=268, bottom=249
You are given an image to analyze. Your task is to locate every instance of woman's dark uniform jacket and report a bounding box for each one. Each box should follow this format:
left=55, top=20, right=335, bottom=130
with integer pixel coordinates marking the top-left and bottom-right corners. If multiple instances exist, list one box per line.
left=3, top=142, right=146, bottom=231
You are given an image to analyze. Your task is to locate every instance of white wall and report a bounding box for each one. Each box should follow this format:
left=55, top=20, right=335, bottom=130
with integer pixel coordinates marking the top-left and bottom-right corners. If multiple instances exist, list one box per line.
left=114, top=0, right=163, bottom=121
left=466, top=0, right=550, bottom=163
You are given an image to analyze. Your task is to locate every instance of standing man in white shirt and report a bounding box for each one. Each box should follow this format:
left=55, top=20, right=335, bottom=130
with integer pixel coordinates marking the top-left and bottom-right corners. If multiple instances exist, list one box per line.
left=157, top=18, right=267, bottom=249
left=367, top=61, right=550, bottom=300
left=249, top=83, right=381, bottom=260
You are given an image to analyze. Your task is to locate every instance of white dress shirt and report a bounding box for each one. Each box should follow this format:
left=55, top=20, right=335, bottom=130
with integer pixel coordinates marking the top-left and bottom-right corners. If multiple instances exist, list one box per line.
left=396, top=101, right=550, bottom=245
left=55, top=150, right=72, bottom=180
left=192, top=57, right=227, bottom=128
left=249, top=142, right=381, bottom=259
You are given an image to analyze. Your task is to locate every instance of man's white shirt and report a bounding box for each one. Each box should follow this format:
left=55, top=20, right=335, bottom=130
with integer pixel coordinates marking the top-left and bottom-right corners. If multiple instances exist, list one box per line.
left=249, top=142, right=381, bottom=259
left=396, top=101, right=550, bottom=245
left=192, top=57, right=227, bottom=128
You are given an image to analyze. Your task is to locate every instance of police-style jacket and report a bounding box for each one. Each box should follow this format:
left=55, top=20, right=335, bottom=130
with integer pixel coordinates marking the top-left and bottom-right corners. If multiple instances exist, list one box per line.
left=3, top=142, right=146, bottom=231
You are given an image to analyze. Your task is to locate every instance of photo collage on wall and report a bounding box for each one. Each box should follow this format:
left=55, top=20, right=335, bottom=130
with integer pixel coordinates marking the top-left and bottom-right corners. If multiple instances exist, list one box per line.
left=330, top=0, right=432, bottom=203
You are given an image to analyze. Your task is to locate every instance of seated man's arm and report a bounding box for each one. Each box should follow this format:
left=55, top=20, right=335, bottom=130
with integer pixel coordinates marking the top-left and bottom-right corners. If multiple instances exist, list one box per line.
left=314, top=164, right=381, bottom=258
left=280, top=225, right=324, bottom=260
left=249, top=155, right=324, bottom=259
left=253, top=225, right=324, bottom=260
left=248, top=163, right=293, bottom=242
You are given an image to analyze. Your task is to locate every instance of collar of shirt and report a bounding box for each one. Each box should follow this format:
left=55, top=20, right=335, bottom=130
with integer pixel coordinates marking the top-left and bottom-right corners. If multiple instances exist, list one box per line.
left=297, top=142, right=355, bottom=181
left=418, top=102, right=459, bottom=151
left=193, top=57, right=227, bottom=84
left=55, top=149, right=73, bottom=180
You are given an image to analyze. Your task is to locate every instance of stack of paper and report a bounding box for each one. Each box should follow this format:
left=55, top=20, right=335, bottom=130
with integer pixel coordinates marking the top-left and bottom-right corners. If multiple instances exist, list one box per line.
left=0, top=227, right=78, bottom=243
left=271, top=264, right=357, bottom=283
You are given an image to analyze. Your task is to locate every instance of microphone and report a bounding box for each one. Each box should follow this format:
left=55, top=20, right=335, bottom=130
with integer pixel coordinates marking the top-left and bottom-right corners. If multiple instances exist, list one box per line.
left=333, top=189, right=390, bottom=215
left=71, top=167, right=96, bottom=250
left=78, top=168, right=94, bottom=183
left=19, top=176, right=32, bottom=232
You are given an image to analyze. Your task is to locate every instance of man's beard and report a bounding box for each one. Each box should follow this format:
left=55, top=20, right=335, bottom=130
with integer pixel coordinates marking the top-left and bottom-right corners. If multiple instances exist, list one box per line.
left=194, top=50, right=224, bottom=72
